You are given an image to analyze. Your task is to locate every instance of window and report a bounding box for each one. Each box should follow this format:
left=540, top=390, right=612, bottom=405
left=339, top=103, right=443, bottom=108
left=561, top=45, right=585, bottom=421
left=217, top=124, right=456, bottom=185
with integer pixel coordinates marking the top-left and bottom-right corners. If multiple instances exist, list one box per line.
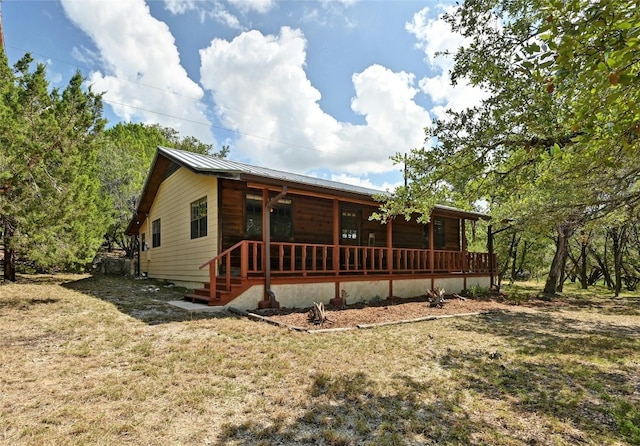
left=190, top=197, right=208, bottom=239
left=434, top=218, right=445, bottom=249
left=141, top=233, right=147, bottom=251
left=422, top=223, right=429, bottom=248
left=423, top=219, right=446, bottom=249
left=270, top=198, right=292, bottom=239
left=341, top=209, right=359, bottom=240
left=245, top=193, right=293, bottom=239
left=152, top=219, right=161, bottom=248
left=245, top=194, right=263, bottom=237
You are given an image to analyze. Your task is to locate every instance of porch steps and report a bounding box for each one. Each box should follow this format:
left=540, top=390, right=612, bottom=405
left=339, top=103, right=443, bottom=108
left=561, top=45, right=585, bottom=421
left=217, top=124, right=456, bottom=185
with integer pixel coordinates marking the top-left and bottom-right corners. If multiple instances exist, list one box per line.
left=184, top=277, right=250, bottom=306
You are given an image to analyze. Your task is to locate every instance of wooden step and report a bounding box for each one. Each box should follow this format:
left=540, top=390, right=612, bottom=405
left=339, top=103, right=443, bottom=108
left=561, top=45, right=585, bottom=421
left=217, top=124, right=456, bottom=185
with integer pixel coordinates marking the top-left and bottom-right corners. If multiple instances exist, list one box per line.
left=185, top=278, right=252, bottom=307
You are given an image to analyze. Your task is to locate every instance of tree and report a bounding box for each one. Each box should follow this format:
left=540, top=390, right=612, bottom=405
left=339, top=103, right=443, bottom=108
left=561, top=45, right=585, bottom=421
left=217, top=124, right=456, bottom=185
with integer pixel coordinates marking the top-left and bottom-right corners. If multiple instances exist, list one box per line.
left=0, top=52, right=110, bottom=278
left=100, top=123, right=228, bottom=256
left=378, top=0, right=640, bottom=295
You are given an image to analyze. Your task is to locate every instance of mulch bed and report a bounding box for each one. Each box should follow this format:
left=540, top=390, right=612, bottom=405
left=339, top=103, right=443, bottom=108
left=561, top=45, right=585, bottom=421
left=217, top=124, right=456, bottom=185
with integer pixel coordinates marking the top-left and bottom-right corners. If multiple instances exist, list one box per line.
left=250, top=295, right=513, bottom=330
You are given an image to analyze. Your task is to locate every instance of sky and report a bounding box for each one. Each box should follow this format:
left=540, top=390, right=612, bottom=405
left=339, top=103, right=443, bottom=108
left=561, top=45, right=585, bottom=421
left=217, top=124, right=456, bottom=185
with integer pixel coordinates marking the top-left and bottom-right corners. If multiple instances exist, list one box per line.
left=2, top=0, right=485, bottom=191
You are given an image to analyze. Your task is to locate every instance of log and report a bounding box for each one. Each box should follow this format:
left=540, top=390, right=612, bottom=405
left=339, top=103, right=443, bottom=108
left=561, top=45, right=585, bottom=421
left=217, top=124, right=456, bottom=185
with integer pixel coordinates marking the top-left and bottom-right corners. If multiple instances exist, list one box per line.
left=308, top=302, right=334, bottom=325
left=427, top=287, right=446, bottom=308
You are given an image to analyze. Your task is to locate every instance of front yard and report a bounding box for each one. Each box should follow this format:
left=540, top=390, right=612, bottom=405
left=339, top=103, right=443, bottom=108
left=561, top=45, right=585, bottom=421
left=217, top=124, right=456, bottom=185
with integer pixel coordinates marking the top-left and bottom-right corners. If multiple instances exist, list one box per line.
left=1, top=274, right=638, bottom=445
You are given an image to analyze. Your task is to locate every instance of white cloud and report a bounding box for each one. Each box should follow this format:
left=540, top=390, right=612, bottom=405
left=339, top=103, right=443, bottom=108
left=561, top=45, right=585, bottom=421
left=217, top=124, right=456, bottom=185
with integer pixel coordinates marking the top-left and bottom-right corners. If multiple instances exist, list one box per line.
left=228, top=0, right=276, bottom=14
left=163, top=0, right=244, bottom=29
left=163, top=0, right=198, bottom=14
left=329, top=173, right=400, bottom=193
left=62, top=0, right=215, bottom=143
left=208, top=8, right=244, bottom=29
left=199, top=27, right=429, bottom=177
left=406, top=6, right=487, bottom=119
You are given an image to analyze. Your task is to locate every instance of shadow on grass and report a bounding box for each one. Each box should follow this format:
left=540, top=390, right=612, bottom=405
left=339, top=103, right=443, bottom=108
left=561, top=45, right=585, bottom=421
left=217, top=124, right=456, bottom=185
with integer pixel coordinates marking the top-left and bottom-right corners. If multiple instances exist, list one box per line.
left=215, top=372, right=522, bottom=446
left=0, top=297, right=60, bottom=310
left=63, top=275, right=237, bottom=325
left=444, top=311, right=640, bottom=444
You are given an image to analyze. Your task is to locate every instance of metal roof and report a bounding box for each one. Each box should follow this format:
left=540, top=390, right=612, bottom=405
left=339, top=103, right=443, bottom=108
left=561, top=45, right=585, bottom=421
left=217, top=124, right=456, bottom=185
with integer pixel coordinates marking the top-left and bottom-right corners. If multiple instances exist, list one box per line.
left=159, top=146, right=386, bottom=197
left=155, top=146, right=488, bottom=220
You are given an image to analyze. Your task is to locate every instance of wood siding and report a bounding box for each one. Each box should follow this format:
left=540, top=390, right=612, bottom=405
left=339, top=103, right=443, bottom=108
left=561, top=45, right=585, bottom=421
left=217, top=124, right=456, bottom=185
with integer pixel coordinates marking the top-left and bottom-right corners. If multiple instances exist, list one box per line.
left=140, top=167, right=218, bottom=285
left=219, top=179, right=461, bottom=251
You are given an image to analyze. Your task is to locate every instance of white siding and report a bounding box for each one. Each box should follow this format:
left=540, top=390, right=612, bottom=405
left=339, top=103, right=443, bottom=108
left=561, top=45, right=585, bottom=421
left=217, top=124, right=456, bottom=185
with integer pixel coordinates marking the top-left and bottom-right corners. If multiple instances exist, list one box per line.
left=143, top=168, right=218, bottom=286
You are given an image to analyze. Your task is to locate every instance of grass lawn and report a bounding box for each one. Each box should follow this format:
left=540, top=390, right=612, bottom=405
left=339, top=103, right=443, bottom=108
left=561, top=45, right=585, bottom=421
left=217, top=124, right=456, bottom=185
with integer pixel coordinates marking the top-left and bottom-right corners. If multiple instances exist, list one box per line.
left=1, top=274, right=639, bottom=445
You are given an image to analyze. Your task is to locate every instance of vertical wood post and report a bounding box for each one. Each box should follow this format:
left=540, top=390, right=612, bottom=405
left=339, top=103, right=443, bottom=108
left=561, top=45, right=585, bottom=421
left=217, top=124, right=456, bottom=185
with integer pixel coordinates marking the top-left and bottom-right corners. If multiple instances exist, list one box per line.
left=488, top=224, right=495, bottom=289
left=209, top=263, right=216, bottom=300
left=333, top=199, right=340, bottom=275
left=429, top=216, right=435, bottom=272
left=387, top=219, right=393, bottom=273
left=241, top=241, right=248, bottom=279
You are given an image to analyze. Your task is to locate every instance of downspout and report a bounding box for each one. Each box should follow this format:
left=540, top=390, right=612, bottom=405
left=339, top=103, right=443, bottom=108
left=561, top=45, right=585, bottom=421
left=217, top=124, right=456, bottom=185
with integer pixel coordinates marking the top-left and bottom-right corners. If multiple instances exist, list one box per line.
left=136, top=231, right=141, bottom=276
left=264, top=186, right=287, bottom=307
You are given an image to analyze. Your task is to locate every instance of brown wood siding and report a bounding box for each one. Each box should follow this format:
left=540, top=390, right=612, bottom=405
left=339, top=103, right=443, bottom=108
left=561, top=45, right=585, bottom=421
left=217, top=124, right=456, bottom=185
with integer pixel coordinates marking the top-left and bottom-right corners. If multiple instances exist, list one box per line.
left=391, top=217, right=423, bottom=249
left=437, top=215, right=460, bottom=251
left=293, top=195, right=333, bottom=244
left=219, top=179, right=247, bottom=249
left=219, top=179, right=462, bottom=252
left=360, top=205, right=388, bottom=246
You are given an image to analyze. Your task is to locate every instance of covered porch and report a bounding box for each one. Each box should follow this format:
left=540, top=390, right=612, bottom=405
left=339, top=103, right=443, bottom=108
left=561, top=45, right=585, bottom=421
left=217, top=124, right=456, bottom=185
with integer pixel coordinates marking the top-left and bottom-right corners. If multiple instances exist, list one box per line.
left=190, top=239, right=495, bottom=307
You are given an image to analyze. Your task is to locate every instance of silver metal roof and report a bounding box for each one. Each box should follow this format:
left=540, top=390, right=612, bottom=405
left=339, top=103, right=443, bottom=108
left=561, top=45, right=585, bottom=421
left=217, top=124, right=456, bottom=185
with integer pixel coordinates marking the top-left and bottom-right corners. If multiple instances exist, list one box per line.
left=158, top=146, right=489, bottom=219
left=159, top=146, right=385, bottom=197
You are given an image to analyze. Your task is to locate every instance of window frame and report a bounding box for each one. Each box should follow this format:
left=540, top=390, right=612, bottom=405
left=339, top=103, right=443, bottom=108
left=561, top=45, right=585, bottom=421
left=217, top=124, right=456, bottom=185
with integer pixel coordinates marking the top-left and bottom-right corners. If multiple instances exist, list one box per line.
left=152, top=219, right=161, bottom=248
left=434, top=218, right=446, bottom=249
left=244, top=193, right=294, bottom=240
left=245, top=194, right=263, bottom=238
left=340, top=208, right=360, bottom=242
left=423, top=218, right=446, bottom=250
left=190, top=196, right=208, bottom=240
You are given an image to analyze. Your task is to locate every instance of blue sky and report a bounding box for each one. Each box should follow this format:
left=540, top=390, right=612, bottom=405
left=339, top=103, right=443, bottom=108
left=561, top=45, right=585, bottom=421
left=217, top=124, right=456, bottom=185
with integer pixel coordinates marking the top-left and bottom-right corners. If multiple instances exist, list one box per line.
left=2, top=0, right=484, bottom=190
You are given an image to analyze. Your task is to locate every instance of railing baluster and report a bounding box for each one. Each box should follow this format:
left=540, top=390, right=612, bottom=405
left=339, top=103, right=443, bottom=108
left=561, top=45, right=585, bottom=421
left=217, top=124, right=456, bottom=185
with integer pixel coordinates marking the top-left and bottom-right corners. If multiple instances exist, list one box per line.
left=225, top=252, right=231, bottom=290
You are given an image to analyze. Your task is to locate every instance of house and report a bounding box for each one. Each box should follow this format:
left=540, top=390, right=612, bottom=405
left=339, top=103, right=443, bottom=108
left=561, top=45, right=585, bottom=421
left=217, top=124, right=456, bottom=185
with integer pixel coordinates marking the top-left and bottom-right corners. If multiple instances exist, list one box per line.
left=126, top=147, right=495, bottom=310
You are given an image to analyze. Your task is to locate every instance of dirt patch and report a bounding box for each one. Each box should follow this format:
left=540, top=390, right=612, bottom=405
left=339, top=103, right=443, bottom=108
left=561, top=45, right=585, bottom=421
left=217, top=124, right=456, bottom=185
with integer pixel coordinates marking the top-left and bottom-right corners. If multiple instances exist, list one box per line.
left=253, top=295, right=513, bottom=330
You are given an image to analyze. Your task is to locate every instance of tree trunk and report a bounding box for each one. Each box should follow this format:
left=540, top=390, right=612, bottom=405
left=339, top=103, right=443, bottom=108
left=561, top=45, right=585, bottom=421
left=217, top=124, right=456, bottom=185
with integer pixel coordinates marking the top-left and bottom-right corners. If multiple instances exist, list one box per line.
left=609, top=226, right=627, bottom=297
left=517, top=241, right=532, bottom=279
left=510, top=235, right=520, bottom=281
left=3, top=222, right=16, bottom=282
left=590, top=247, right=613, bottom=288
left=579, top=232, right=589, bottom=289
left=557, top=237, right=571, bottom=292
left=543, top=223, right=572, bottom=295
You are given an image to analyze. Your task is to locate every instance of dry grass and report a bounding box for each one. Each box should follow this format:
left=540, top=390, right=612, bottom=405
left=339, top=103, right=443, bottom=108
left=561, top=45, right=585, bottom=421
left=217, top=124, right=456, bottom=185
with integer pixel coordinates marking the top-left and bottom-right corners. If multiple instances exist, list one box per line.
left=1, top=275, right=639, bottom=445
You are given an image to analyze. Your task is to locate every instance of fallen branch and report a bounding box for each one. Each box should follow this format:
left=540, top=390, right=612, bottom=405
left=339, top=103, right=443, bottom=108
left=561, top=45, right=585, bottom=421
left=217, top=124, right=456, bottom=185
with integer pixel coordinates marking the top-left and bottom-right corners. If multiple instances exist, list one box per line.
left=427, top=287, right=446, bottom=308
left=308, top=302, right=334, bottom=325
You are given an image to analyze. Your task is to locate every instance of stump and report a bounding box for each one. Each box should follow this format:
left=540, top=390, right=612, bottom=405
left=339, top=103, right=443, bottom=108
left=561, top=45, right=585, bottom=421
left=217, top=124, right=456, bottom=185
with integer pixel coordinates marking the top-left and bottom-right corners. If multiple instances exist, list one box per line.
left=307, top=302, right=334, bottom=325
left=427, top=287, right=446, bottom=308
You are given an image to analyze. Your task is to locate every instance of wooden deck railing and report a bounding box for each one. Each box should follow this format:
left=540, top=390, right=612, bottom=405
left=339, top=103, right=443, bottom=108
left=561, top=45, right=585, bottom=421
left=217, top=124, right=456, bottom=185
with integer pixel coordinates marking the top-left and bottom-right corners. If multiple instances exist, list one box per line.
left=200, top=241, right=494, bottom=299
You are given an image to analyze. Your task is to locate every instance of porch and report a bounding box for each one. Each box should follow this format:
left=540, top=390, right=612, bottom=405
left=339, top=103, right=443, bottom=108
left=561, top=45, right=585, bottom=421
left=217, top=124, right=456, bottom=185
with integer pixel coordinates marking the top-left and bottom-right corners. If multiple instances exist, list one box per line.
left=186, top=240, right=495, bottom=307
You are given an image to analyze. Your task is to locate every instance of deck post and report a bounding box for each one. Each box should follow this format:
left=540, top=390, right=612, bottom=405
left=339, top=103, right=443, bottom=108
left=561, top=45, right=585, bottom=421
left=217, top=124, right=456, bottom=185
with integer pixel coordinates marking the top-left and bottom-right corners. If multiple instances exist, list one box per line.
left=241, top=241, right=248, bottom=279
left=386, top=219, right=393, bottom=274
left=462, top=219, right=467, bottom=291
left=429, top=215, right=435, bottom=273
left=209, top=263, right=216, bottom=300
left=330, top=199, right=344, bottom=306
left=260, top=186, right=287, bottom=309
left=488, top=224, right=495, bottom=289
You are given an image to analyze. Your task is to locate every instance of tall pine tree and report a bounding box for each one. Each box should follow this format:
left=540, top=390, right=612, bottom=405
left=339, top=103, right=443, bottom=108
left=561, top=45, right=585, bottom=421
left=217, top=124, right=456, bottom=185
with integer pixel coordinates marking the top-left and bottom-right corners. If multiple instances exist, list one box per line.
left=0, top=51, right=109, bottom=278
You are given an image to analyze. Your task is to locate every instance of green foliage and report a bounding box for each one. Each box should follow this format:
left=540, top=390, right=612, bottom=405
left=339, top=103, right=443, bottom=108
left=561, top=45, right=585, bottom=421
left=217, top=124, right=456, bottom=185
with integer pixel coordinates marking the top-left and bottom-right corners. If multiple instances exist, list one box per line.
left=378, top=0, right=640, bottom=294
left=466, top=284, right=490, bottom=298
left=0, top=51, right=109, bottom=271
left=613, top=400, right=640, bottom=445
left=100, top=123, right=228, bottom=255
